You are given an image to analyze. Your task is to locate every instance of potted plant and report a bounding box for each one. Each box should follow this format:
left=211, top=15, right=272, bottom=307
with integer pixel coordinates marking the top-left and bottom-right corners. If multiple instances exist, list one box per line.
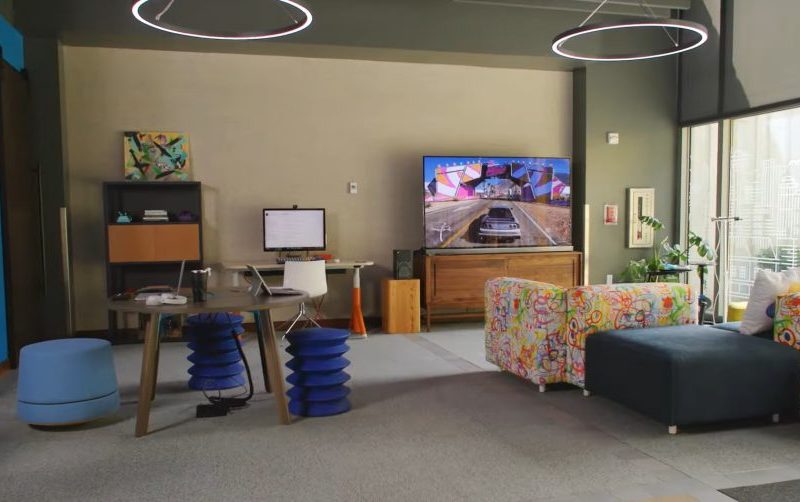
left=619, top=215, right=715, bottom=283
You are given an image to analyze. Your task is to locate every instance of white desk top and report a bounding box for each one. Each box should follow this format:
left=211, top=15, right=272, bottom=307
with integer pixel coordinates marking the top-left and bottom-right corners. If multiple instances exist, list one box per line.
left=223, top=260, right=374, bottom=272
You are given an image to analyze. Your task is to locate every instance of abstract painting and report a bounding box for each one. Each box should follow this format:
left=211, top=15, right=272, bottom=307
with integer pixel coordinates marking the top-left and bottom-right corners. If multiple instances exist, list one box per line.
left=627, top=188, right=655, bottom=248
left=124, top=131, right=191, bottom=181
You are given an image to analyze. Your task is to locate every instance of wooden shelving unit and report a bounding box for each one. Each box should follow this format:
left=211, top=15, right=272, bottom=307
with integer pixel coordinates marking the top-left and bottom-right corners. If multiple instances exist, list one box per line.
left=103, top=181, right=203, bottom=335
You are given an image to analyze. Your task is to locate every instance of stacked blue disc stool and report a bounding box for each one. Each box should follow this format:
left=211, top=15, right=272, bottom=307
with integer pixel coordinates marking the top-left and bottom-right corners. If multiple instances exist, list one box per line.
left=285, top=328, right=351, bottom=417
left=185, top=313, right=246, bottom=391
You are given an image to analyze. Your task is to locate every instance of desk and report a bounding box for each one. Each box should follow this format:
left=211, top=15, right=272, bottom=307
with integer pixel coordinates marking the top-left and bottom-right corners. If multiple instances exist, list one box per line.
left=222, top=261, right=374, bottom=338
left=108, top=289, right=307, bottom=437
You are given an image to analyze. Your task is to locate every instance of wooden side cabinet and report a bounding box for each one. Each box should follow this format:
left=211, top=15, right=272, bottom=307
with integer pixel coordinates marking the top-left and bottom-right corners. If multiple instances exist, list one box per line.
left=418, top=251, right=582, bottom=330
left=381, top=279, right=421, bottom=334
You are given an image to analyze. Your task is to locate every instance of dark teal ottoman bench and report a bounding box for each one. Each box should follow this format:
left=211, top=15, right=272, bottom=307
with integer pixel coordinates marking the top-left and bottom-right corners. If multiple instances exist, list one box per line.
left=585, top=325, right=800, bottom=434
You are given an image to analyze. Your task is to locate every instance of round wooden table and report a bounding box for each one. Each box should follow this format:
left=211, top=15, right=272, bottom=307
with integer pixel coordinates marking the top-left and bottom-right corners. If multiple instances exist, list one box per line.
left=108, top=289, right=307, bottom=437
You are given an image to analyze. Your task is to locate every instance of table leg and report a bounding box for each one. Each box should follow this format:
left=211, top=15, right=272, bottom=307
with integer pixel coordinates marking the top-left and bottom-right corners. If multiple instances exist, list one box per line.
left=349, top=266, right=367, bottom=337
left=253, top=311, right=272, bottom=394
left=135, top=312, right=161, bottom=437
left=151, top=315, right=162, bottom=400
left=255, top=310, right=291, bottom=425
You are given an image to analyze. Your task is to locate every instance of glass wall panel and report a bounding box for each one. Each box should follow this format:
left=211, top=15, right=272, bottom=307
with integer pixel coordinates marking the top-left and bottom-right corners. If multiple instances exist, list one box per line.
left=727, top=107, right=800, bottom=301
left=686, top=123, right=719, bottom=303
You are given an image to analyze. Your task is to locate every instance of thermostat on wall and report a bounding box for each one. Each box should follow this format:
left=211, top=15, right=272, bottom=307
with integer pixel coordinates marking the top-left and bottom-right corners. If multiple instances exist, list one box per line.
left=607, top=132, right=620, bottom=145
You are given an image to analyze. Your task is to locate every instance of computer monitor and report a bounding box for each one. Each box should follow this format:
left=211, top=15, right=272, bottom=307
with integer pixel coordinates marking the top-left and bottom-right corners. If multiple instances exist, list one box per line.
left=263, top=208, right=326, bottom=251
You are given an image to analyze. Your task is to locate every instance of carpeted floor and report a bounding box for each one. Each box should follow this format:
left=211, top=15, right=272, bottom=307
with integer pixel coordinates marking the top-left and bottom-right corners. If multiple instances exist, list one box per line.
left=1, top=324, right=799, bottom=501
left=721, top=479, right=800, bottom=501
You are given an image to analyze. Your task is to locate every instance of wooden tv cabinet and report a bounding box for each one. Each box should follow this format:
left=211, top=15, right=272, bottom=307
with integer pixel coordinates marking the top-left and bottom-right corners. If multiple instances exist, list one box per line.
left=418, top=251, right=583, bottom=331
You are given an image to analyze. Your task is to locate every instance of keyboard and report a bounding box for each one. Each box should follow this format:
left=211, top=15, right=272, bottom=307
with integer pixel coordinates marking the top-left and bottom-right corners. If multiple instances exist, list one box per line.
left=275, top=256, right=326, bottom=264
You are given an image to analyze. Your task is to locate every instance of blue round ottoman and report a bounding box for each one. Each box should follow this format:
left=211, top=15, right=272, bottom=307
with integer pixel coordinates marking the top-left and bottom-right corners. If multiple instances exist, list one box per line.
left=17, top=338, right=120, bottom=426
left=285, top=328, right=351, bottom=417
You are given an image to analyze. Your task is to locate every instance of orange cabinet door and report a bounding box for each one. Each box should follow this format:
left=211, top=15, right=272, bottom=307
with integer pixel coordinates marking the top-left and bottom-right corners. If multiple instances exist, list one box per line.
left=108, top=224, right=200, bottom=263
left=108, top=225, right=156, bottom=263
left=153, top=224, right=201, bottom=261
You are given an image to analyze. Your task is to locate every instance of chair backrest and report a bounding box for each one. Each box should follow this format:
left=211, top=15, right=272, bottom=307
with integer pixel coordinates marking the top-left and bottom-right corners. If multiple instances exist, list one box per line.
left=283, top=260, right=328, bottom=298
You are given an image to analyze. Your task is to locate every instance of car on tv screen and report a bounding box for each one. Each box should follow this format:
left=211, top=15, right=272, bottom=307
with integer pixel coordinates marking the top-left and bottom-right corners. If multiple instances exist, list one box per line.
left=478, top=206, right=521, bottom=243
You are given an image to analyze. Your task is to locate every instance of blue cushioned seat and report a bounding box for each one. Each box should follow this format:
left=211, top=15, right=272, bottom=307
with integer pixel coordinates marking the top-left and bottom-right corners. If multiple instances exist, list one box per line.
left=586, top=325, right=800, bottom=428
left=17, top=338, right=120, bottom=426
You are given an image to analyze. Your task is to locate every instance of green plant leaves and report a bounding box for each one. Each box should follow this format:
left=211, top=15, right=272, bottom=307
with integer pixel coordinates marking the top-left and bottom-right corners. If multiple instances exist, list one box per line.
left=619, top=216, right=716, bottom=282
left=638, top=215, right=664, bottom=230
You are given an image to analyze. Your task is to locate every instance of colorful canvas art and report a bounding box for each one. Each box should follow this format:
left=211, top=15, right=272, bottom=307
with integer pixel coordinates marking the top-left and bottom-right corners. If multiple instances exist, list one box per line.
left=124, top=131, right=191, bottom=181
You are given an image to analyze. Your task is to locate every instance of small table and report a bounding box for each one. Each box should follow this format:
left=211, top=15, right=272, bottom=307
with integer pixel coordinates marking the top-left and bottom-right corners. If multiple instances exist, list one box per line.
left=645, top=266, right=693, bottom=283
left=108, top=289, right=307, bottom=437
left=222, top=261, right=374, bottom=337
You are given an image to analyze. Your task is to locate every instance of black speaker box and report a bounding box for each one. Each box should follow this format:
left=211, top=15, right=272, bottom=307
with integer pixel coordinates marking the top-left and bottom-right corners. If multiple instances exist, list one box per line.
left=393, top=250, right=414, bottom=279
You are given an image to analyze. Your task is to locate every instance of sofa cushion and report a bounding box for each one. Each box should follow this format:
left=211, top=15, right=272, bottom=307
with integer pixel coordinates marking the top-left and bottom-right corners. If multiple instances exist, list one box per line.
left=741, top=268, right=800, bottom=335
left=714, top=321, right=772, bottom=340
left=775, top=292, right=800, bottom=350
left=586, top=325, right=800, bottom=426
left=564, top=282, right=697, bottom=387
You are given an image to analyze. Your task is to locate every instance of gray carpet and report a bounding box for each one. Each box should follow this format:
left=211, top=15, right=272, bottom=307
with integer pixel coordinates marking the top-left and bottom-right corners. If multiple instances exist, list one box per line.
left=722, top=480, right=800, bottom=501
left=0, top=324, right=798, bottom=501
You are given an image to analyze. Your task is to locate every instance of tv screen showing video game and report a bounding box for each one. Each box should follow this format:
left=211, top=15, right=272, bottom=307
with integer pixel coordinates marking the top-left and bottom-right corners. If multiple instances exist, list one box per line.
left=423, top=156, right=572, bottom=250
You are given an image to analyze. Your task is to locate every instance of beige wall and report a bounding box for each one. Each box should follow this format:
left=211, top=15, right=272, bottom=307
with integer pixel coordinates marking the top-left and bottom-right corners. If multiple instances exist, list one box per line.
left=62, top=46, right=572, bottom=330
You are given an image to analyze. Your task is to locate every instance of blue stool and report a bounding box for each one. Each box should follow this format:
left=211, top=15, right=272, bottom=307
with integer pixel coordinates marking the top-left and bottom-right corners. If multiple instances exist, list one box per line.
left=285, top=328, right=351, bottom=417
left=17, top=338, right=120, bottom=426
left=185, top=313, right=246, bottom=391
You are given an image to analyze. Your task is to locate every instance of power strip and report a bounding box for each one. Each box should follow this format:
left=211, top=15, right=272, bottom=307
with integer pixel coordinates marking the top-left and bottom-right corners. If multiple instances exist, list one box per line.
left=196, top=403, right=229, bottom=418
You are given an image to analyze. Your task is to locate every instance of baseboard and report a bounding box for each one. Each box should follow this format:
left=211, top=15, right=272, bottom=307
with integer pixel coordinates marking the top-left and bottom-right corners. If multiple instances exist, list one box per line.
left=76, top=317, right=381, bottom=344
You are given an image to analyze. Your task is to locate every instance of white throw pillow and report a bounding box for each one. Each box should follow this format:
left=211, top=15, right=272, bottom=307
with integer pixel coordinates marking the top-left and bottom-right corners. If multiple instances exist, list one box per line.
left=739, top=268, right=800, bottom=335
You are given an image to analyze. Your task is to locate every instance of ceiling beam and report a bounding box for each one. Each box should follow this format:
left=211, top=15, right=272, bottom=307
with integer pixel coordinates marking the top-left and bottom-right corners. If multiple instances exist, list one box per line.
left=452, top=0, right=691, bottom=18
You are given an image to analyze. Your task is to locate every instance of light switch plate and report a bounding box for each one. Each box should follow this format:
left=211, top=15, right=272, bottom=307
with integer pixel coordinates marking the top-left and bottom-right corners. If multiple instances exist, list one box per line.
left=607, top=132, right=620, bottom=145
left=348, top=181, right=358, bottom=194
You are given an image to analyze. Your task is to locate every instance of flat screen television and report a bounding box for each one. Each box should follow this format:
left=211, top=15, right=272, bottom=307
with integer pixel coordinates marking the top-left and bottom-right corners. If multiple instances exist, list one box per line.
left=263, top=208, right=326, bottom=251
left=423, top=156, right=572, bottom=252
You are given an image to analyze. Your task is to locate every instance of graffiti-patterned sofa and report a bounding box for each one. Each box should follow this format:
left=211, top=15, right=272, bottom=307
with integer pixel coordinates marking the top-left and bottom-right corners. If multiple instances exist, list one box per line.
left=485, top=279, right=696, bottom=390
left=486, top=279, right=800, bottom=433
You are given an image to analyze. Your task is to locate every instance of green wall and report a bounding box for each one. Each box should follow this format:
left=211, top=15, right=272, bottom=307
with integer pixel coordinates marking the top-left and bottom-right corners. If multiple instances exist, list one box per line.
left=574, top=59, right=679, bottom=284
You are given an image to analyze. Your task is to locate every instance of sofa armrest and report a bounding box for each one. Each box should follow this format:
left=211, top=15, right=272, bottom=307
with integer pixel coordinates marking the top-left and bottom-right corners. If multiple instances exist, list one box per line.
left=775, top=292, right=800, bottom=350
left=484, top=278, right=567, bottom=385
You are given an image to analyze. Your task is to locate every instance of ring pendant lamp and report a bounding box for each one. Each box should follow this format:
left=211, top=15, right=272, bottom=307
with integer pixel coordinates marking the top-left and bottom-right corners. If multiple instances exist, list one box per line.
left=551, top=0, right=708, bottom=62
left=131, top=0, right=313, bottom=40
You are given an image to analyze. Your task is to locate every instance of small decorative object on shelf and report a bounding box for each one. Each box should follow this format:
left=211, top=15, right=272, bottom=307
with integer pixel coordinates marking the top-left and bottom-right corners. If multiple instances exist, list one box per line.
left=142, top=209, right=169, bottom=223
left=177, top=210, right=196, bottom=222
left=115, top=211, right=132, bottom=224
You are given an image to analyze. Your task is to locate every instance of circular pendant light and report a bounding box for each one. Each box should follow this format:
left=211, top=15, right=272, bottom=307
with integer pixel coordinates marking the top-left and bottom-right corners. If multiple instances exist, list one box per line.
left=131, top=0, right=313, bottom=40
left=552, top=18, right=708, bottom=62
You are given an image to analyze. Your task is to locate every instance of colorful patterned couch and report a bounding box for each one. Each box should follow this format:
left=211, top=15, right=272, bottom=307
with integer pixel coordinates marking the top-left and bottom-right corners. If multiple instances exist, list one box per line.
left=775, top=292, right=800, bottom=351
left=485, top=279, right=697, bottom=390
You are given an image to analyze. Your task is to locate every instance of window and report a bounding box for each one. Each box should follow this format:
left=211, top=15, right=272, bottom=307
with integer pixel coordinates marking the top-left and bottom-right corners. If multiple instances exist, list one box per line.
left=682, top=105, right=800, bottom=318
left=684, top=122, right=718, bottom=304
left=728, top=108, right=800, bottom=301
